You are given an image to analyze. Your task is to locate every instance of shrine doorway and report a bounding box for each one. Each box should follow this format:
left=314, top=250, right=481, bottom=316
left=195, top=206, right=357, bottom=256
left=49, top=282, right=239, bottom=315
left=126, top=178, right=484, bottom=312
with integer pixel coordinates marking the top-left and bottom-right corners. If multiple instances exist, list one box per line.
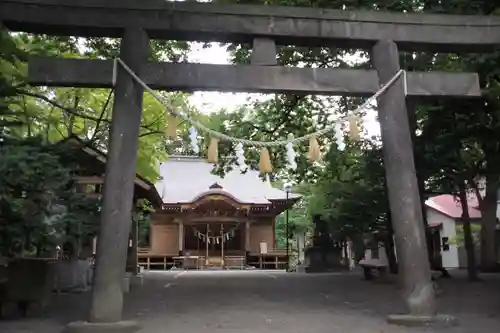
left=184, top=222, right=244, bottom=268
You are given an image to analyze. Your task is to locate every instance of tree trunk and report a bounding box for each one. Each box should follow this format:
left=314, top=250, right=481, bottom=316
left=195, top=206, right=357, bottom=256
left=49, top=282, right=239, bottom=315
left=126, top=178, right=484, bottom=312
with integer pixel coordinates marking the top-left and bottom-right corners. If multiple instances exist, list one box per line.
left=407, top=100, right=450, bottom=277
left=480, top=172, right=499, bottom=272
left=350, top=234, right=366, bottom=263
left=458, top=183, right=479, bottom=281
left=342, top=240, right=349, bottom=266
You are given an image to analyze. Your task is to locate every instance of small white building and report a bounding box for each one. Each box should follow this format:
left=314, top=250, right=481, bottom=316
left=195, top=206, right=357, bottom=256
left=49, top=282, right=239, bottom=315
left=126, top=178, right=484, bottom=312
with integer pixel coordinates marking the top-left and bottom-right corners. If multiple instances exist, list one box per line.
left=425, top=194, right=482, bottom=269
left=362, top=192, right=499, bottom=270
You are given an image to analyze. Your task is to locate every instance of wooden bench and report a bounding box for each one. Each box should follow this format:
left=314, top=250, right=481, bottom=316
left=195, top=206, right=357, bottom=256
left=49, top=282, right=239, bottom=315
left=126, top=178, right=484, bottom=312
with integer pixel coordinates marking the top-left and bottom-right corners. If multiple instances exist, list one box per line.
left=358, top=260, right=388, bottom=280
left=224, top=256, right=245, bottom=270
left=173, top=256, right=205, bottom=270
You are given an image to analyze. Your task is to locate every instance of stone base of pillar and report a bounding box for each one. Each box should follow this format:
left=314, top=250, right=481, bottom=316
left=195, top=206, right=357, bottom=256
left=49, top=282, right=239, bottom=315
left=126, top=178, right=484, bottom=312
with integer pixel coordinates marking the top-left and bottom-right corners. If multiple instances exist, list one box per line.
left=387, top=314, right=457, bottom=328
left=62, top=321, right=140, bottom=333
left=130, top=274, right=144, bottom=288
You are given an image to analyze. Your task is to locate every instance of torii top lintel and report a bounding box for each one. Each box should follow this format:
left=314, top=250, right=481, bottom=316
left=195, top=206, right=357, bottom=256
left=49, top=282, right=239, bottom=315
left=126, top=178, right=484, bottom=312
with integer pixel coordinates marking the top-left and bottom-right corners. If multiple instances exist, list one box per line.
left=2, top=0, right=500, bottom=52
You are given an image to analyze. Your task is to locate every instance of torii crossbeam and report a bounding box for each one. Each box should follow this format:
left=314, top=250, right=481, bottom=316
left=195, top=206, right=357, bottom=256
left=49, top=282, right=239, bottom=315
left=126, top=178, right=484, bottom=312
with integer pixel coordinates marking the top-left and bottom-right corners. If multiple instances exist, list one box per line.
left=29, top=57, right=480, bottom=97
left=2, top=0, right=500, bottom=52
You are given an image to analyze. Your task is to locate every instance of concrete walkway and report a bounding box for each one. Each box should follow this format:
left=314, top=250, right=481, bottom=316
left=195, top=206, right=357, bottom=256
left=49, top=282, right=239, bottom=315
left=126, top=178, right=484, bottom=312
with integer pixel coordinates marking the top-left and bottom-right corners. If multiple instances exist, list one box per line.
left=1, top=270, right=500, bottom=332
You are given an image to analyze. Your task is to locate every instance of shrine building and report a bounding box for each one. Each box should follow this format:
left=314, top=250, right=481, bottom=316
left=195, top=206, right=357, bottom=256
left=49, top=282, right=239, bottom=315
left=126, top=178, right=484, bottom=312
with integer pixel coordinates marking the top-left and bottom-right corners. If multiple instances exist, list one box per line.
left=138, top=155, right=299, bottom=270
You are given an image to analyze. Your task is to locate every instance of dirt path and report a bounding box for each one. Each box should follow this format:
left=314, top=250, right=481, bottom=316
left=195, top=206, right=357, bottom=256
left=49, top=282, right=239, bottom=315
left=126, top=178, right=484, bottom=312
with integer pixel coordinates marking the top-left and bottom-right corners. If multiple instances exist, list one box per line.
left=1, top=270, right=499, bottom=333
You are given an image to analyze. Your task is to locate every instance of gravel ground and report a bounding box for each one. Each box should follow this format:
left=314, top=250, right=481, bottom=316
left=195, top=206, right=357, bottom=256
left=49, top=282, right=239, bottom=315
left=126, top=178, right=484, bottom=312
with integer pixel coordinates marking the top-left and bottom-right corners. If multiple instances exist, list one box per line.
left=1, top=270, right=499, bottom=333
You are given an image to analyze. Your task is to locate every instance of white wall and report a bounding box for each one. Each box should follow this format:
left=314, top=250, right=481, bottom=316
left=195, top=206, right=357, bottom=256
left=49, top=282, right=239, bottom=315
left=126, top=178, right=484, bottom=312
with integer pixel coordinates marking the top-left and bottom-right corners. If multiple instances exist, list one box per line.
left=360, top=209, right=462, bottom=269
left=426, top=209, right=459, bottom=269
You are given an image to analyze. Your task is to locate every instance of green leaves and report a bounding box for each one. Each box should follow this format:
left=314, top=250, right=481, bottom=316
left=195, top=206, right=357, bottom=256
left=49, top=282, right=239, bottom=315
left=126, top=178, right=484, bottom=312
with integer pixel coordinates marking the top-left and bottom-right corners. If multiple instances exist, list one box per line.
left=0, top=31, right=196, bottom=182
left=0, top=138, right=73, bottom=256
left=274, top=183, right=313, bottom=248
left=307, top=140, right=388, bottom=240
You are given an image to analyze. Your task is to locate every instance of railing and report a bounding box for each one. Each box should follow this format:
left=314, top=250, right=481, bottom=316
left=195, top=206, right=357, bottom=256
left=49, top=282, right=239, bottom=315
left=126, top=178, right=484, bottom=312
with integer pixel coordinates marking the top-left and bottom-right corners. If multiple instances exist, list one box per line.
left=137, top=249, right=177, bottom=270
left=137, top=248, right=288, bottom=270
left=248, top=249, right=288, bottom=270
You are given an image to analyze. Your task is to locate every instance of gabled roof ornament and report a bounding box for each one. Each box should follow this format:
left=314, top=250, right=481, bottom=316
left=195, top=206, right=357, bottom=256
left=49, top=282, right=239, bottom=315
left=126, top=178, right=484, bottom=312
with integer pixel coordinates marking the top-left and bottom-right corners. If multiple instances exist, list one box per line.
left=209, top=182, right=223, bottom=190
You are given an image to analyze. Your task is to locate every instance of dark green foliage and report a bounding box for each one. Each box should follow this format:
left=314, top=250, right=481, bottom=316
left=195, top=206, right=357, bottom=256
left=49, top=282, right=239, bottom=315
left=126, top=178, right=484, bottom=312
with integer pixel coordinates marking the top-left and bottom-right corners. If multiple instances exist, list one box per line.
left=0, top=27, right=27, bottom=134
left=0, top=137, right=69, bottom=256
left=308, top=140, right=388, bottom=243
left=0, top=137, right=101, bottom=257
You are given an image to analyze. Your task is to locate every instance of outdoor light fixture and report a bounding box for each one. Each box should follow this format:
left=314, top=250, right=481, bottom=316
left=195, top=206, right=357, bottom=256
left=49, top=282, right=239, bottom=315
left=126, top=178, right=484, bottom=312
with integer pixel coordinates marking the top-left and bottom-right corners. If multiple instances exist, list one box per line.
left=283, top=182, right=292, bottom=272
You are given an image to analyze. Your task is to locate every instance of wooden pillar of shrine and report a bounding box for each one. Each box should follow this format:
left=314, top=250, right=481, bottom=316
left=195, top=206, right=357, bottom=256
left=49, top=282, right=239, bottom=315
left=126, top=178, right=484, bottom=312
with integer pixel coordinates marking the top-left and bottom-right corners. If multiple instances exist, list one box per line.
left=178, top=221, right=184, bottom=254
left=126, top=208, right=139, bottom=276
left=85, top=27, right=149, bottom=328
left=245, top=220, right=250, bottom=252
left=372, top=40, right=436, bottom=318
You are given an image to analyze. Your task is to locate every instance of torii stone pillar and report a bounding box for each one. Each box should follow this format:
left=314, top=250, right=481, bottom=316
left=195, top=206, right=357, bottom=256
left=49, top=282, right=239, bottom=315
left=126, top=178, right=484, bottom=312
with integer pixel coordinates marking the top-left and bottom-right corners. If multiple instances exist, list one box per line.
left=372, top=40, right=452, bottom=325
left=65, top=28, right=149, bottom=333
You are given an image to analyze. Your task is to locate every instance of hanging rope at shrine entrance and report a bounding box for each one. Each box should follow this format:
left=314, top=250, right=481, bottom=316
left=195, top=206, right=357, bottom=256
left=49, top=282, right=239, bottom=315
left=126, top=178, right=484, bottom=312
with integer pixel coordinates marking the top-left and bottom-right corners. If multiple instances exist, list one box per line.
left=113, top=58, right=406, bottom=173
left=192, top=224, right=240, bottom=244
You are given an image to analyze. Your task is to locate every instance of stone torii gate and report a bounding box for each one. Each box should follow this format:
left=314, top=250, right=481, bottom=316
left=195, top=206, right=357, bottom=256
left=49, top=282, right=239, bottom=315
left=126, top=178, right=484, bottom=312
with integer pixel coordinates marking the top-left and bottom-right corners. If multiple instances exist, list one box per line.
left=2, top=0, right=497, bottom=331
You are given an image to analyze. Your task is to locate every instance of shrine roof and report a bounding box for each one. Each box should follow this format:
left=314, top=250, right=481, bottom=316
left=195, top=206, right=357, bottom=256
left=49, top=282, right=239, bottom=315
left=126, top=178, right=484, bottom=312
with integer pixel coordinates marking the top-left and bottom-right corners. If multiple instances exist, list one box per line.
left=57, top=136, right=163, bottom=207
left=156, top=156, right=300, bottom=205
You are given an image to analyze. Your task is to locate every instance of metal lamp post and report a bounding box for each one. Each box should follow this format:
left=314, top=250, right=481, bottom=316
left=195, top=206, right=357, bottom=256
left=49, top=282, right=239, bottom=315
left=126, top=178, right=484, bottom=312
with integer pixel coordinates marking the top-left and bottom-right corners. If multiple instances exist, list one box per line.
left=283, top=183, right=292, bottom=272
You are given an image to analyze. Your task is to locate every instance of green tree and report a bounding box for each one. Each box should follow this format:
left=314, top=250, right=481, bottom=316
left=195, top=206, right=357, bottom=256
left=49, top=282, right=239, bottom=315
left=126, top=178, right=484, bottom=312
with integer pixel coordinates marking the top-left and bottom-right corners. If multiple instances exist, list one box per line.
left=274, top=183, right=313, bottom=249
left=307, top=140, right=392, bottom=264
left=0, top=137, right=71, bottom=256
left=52, top=192, right=101, bottom=259
left=1, top=32, right=195, bottom=181
left=0, top=28, right=27, bottom=135
left=450, top=224, right=481, bottom=248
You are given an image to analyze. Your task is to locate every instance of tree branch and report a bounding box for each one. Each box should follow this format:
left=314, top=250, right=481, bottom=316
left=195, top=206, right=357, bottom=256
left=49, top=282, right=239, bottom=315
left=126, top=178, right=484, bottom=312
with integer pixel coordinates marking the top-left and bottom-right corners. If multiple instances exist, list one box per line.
left=18, top=89, right=105, bottom=124
left=250, top=94, right=303, bottom=135
left=18, top=89, right=162, bottom=136
left=90, top=89, right=113, bottom=142
left=139, top=130, right=163, bottom=138
left=470, top=177, right=484, bottom=206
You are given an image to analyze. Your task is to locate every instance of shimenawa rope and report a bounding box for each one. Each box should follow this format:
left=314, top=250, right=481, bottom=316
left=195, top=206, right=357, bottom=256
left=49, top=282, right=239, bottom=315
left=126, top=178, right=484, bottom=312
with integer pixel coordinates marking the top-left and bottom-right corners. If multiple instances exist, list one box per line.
left=112, top=58, right=405, bottom=148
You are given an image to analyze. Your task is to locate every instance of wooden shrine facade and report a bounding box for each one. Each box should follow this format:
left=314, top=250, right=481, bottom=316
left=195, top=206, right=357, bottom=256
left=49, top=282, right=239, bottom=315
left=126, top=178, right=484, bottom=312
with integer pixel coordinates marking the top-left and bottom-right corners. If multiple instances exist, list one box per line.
left=2, top=0, right=497, bottom=326
left=140, top=180, right=298, bottom=270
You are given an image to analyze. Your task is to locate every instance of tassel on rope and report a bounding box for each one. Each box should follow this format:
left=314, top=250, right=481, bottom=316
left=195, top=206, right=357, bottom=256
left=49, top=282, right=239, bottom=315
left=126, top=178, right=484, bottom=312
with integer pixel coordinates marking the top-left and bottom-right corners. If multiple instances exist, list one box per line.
left=189, top=127, right=200, bottom=154
left=286, top=134, right=297, bottom=170
left=165, top=113, right=178, bottom=138
left=335, top=123, right=345, bottom=151
left=207, top=137, right=219, bottom=164
left=259, top=147, right=273, bottom=173
left=348, top=115, right=361, bottom=140
left=235, top=143, right=248, bottom=171
left=286, top=142, right=297, bottom=170
left=307, top=136, right=321, bottom=162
